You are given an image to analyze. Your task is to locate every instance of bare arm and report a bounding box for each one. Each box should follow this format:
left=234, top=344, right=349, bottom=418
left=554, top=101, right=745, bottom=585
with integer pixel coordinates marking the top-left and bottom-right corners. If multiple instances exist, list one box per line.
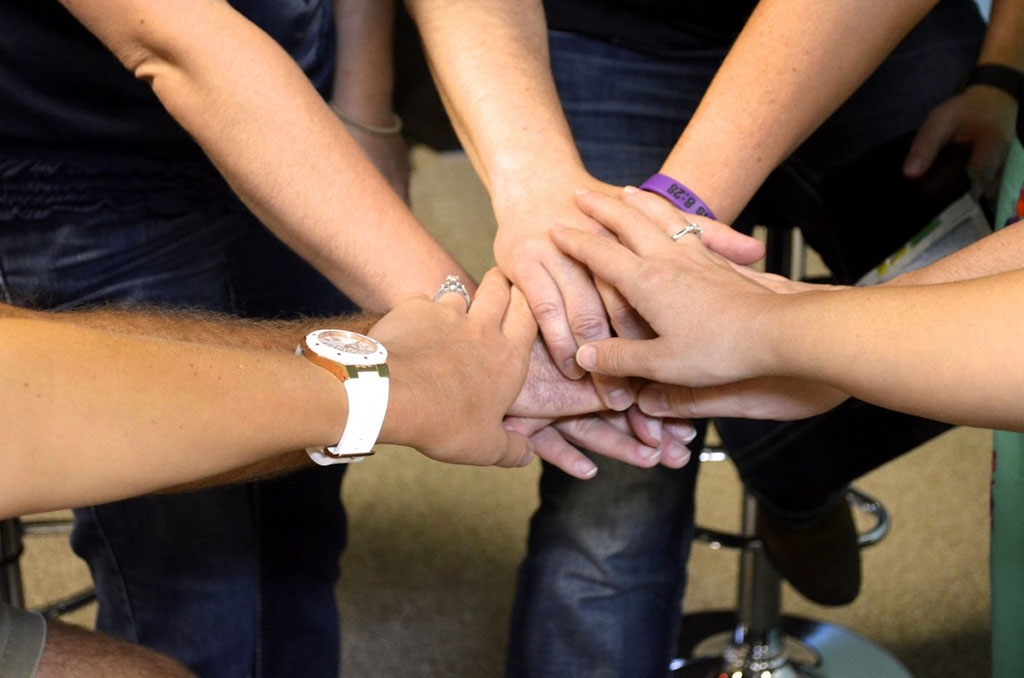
left=0, top=316, right=348, bottom=517
left=661, top=0, right=937, bottom=222
left=2, top=264, right=628, bottom=518
left=331, top=0, right=411, bottom=199
left=551, top=189, right=1024, bottom=432
left=58, top=0, right=470, bottom=310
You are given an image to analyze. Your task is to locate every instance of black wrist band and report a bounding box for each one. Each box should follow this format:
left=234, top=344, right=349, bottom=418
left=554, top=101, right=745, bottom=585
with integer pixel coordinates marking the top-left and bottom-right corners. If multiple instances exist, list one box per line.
left=964, top=63, right=1024, bottom=100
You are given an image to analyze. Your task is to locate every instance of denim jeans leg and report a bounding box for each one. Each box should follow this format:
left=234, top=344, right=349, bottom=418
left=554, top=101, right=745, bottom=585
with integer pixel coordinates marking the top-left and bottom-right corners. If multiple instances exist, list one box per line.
left=508, top=460, right=699, bottom=678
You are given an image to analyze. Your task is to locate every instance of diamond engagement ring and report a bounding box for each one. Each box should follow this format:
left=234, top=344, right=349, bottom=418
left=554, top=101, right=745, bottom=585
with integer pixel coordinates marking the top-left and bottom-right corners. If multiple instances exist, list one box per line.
left=433, top=275, right=471, bottom=311
left=671, top=223, right=703, bottom=241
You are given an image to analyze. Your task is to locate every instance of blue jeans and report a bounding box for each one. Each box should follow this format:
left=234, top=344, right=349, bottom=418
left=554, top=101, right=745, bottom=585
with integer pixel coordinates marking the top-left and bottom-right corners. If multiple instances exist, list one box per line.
left=507, top=4, right=984, bottom=676
left=0, top=164, right=353, bottom=677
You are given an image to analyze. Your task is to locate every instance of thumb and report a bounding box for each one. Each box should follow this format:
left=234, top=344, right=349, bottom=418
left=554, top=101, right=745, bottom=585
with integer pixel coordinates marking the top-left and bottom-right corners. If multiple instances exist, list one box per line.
left=576, top=337, right=664, bottom=380
left=904, top=106, right=958, bottom=178
left=492, top=428, right=536, bottom=468
left=701, top=221, right=766, bottom=266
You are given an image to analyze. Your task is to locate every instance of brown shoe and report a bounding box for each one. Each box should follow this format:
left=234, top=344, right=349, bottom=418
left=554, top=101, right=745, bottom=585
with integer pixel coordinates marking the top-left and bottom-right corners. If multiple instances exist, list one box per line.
left=756, top=497, right=861, bottom=606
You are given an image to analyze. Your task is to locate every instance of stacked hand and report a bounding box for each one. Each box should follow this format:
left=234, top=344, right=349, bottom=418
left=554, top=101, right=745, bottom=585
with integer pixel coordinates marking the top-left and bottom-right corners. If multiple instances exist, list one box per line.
left=549, top=187, right=851, bottom=423
left=489, top=169, right=765, bottom=475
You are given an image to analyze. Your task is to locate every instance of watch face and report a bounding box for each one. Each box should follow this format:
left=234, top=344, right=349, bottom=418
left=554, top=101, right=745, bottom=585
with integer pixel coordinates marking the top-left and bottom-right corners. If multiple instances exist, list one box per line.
left=306, top=329, right=387, bottom=365
left=319, top=330, right=379, bottom=355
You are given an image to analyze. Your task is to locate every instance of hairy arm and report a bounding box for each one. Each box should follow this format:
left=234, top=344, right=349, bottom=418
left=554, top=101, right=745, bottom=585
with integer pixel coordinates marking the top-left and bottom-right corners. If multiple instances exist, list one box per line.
left=58, top=0, right=470, bottom=310
left=0, top=317, right=348, bottom=518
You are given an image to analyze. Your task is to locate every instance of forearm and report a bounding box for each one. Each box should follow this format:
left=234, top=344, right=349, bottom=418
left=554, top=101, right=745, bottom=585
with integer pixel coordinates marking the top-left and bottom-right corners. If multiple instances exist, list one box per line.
left=759, top=270, right=1024, bottom=431
left=886, top=221, right=1024, bottom=286
left=979, top=0, right=1024, bottom=69
left=0, top=318, right=346, bottom=518
left=60, top=0, right=469, bottom=309
left=662, top=0, right=937, bottom=222
left=406, top=0, right=584, bottom=196
left=332, top=0, right=396, bottom=125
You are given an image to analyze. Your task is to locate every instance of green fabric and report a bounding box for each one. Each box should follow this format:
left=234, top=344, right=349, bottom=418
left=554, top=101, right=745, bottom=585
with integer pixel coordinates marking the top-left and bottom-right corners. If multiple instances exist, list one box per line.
left=990, top=134, right=1024, bottom=678
left=0, top=603, right=46, bottom=678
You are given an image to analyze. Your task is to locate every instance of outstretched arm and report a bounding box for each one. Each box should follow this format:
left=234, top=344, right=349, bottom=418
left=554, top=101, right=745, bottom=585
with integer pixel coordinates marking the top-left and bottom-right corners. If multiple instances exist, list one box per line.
left=0, top=316, right=347, bottom=517
left=660, top=0, right=938, bottom=222
left=58, top=0, right=470, bottom=310
left=552, top=189, right=1024, bottom=432
left=0, top=269, right=545, bottom=519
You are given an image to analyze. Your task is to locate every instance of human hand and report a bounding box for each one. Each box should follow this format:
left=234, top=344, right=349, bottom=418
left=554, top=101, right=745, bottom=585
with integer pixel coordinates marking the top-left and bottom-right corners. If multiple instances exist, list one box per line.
left=371, top=268, right=536, bottom=468
left=492, top=171, right=640, bottom=409
left=504, top=410, right=695, bottom=479
left=550, top=187, right=779, bottom=386
left=492, top=171, right=765, bottom=408
left=728, top=265, right=840, bottom=295
left=508, top=339, right=605, bottom=418
left=637, top=378, right=849, bottom=422
left=903, top=84, right=1018, bottom=197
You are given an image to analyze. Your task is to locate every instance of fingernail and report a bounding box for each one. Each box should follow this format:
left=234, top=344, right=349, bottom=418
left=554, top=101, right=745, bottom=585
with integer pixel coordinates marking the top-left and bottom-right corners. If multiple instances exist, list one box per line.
left=575, top=187, right=590, bottom=195
left=623, top=185, right=639, bottom=194
left=608, top=388, right=632, bottom=411
left=903, top=157, right=922, bottom=176
left=577, top=460, right=598, bottom=478
left=563, top=357, right=584, bottom=378
left=665, top=439, right=691, bottom=464
left=646, top=416, right=663, bottom=443
left=576, top=345, right=596, bottom=370
left=639, top=445, right=661, bottom=461
left=665, top=421, right=697, bottom=444
left=639, top=386, right=670, bottom=415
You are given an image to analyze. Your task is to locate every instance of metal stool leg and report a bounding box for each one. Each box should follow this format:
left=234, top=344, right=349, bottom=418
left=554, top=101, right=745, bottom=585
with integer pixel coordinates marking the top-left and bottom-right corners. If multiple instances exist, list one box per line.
left=1, top=516, right=96, bottom=617
left=673, top=490, right=911, bottom=677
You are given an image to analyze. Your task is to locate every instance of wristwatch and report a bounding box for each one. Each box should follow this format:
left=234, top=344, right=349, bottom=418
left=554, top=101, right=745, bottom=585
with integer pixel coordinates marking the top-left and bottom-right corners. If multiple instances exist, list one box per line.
left=298, top=329, right=390, bottom=465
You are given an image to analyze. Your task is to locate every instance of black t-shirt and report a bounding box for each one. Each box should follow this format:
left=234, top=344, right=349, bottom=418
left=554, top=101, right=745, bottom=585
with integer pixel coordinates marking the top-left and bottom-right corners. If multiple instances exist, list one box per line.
left=543, top=0, right=757, bottom=55
left=0, top=0, right=334, bottom=152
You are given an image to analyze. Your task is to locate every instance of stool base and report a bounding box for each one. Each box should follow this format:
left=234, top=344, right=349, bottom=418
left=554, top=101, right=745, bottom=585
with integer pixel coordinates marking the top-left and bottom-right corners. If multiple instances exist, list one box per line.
left=672, top=611, right=911, bottom=678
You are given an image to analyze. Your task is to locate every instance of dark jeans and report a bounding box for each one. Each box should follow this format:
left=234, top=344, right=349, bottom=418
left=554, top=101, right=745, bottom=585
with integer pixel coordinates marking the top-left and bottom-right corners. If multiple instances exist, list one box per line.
left=507, top=3, right=984, bottom=676
left=0, top=169, right=353, bottom=677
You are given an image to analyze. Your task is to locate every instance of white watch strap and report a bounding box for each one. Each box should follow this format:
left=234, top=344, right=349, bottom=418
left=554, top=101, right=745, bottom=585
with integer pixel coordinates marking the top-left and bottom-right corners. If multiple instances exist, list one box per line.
left=335, top=371, right=390, bottom=454
left=307, top=369, right=389, bottom=466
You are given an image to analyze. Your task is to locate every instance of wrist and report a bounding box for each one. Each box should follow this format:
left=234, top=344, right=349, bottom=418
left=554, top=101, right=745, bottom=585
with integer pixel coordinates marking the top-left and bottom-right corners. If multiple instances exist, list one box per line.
left=639, top=173, right=717, bottom=220
left=963, top=63, right=1024, bottom=101
left=489, top=153, right=588, bottom=203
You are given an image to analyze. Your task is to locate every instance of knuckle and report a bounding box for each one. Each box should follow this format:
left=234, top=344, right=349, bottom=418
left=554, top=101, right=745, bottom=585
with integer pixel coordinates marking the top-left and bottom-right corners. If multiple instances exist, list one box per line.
left=569, top=311, right=608, bottom=341
left=531, top=299, right=566, bottom=325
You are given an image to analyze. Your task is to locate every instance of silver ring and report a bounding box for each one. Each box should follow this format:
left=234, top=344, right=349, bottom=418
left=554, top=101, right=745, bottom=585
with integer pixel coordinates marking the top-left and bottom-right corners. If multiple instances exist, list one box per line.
left=433, top=275, right=471, bottom=311
left=671, top=223, right=703, bottom=241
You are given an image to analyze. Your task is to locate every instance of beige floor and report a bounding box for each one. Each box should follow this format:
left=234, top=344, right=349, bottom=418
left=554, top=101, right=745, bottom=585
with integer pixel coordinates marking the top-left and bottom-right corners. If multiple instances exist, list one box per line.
left=21, top=146, right=992, bottom=676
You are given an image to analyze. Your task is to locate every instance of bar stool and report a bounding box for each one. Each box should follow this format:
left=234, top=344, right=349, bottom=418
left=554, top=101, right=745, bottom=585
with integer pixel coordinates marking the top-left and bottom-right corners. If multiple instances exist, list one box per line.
left=671, top=447, right=907, bottom=677
left=0, top=516, right=96, bottom=618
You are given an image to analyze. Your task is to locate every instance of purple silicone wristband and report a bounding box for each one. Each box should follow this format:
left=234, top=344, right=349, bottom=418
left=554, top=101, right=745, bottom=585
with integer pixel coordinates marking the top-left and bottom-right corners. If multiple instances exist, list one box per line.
left=639, top=173, right=716, bottom=220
